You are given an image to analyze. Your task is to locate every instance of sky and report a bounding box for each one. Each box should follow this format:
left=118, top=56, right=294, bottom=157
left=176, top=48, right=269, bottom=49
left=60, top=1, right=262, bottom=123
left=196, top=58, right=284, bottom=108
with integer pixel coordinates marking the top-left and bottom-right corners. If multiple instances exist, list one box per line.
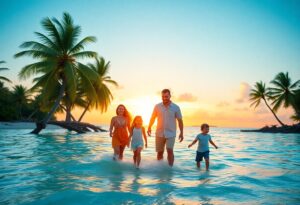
left=1, top=0, right=300, bottom=128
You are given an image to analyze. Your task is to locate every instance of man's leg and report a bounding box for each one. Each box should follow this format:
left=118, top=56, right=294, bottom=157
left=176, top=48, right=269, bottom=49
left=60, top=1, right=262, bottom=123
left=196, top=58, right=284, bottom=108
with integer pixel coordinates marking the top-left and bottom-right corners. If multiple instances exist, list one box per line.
left=167, top=148, right=174, bottom=166
left=156, top=136, right=165, bottom=160
left=157, top=151, right=164, bottom=160
left=166, top=137, right=176, bottom=166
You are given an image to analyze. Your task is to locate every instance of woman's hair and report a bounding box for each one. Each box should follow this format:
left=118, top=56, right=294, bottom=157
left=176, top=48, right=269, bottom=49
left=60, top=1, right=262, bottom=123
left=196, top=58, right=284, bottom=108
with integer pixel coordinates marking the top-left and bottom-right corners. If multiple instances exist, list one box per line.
left=116, top=104, right=132, bottom=123
left=201, top=123, right=209, bottom=130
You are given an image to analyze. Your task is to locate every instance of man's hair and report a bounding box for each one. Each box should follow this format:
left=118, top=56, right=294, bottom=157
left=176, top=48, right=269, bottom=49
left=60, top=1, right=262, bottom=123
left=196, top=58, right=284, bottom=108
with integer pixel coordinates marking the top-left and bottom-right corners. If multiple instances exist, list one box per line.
left=201, top=123, right=209, bottom=130
left=161, top=89, right=171, bottom=95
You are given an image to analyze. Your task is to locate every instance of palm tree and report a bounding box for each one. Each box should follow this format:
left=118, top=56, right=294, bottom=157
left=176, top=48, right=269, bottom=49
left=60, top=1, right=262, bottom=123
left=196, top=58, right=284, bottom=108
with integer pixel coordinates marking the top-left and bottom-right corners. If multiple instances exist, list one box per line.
left=0, top=61, right=12, bottom=83
left=291, top=90, right=300, bottom=122
left=250, top=81, right=285, bottom=126
left=78, top=57, right=118, bottom=122
left=15, top=12, right=98, bottom=134
left=11, top=85, right=31, bottom=119
left=269, top=72, right=300, bottom=112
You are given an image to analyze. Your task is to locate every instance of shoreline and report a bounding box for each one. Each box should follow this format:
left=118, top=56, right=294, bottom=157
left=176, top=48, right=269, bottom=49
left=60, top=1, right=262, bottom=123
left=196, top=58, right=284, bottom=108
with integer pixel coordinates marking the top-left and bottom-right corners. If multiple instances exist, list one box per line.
left=0, top=122, right=61, bottom=129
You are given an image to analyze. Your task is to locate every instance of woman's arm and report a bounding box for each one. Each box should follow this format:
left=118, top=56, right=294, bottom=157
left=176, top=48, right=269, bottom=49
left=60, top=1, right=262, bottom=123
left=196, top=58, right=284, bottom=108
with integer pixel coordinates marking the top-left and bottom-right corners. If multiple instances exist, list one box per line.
left=109, top=117, right=115, bottom=137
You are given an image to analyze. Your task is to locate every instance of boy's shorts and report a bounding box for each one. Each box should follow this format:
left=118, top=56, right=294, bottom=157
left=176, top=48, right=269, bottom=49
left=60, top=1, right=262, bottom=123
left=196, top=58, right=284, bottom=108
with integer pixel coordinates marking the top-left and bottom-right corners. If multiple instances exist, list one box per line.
left=195, top=151, right=209, bottom=162
left=156, top=136, right=175, bottom=152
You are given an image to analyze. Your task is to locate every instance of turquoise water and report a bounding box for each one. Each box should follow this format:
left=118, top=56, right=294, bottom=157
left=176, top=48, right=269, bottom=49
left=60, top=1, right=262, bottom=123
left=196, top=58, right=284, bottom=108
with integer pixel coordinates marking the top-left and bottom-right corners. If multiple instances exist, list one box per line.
left=0, top=126, right=299, bottom=205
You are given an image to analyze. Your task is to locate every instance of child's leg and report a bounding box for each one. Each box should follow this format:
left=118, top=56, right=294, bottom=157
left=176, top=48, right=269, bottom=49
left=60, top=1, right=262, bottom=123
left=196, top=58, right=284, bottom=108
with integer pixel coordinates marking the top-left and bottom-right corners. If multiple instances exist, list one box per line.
left=196, top=161, right=200, bottom=168
left=136, top=147, right=142, bottom=167
left=205, top=158, right=209, bottom=170
left=133, top=150, right=137, bottom=165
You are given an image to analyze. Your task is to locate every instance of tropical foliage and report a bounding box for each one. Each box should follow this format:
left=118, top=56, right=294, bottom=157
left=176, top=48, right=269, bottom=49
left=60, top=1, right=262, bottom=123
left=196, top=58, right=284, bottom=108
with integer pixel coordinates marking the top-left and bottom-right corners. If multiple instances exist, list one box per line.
left=0, top=61, right=12, bottom=83
left=0, top=82, right=50, bottom=121
left=250, top=81, right=285, bottom=126
left=13, top=12, right=116, bottom=133
left=250, top=72, right=300, bottom=125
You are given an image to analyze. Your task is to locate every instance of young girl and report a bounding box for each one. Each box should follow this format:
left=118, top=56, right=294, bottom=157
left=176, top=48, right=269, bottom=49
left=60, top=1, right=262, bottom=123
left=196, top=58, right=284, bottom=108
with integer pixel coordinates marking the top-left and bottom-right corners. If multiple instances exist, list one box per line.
left=129, top=116, right=148, bottom=169
left=109, top=104, right=131, bottom=160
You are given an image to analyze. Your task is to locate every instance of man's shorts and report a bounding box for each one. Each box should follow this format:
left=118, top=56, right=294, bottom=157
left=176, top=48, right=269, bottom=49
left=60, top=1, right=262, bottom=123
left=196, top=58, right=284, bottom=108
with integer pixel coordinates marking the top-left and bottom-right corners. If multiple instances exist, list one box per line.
left=156, top=136, right=175, bottom=152
left=195, top=151, right=209, bottom=162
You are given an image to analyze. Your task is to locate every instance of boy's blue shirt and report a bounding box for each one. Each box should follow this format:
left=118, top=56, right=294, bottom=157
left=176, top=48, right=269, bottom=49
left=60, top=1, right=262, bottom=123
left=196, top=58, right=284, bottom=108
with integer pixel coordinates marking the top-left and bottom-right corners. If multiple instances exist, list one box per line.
left=196, top=133, right=212, bottom=152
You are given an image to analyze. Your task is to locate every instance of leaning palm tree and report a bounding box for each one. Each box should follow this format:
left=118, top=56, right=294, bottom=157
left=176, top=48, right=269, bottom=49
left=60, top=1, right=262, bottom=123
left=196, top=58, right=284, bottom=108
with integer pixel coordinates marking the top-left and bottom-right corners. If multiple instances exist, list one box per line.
left=0, top=61, right=12, bottom=83
left=250, top=81, right=285, bottom=126
left=15, top=12, right=98, bottom=134
left=291, top=90, right=300, bottom=122
left=269, top=72, right=300, bottom=112
left=78, top=57, right=118, bottom=122
left=11, top=85, right=31, bottom=119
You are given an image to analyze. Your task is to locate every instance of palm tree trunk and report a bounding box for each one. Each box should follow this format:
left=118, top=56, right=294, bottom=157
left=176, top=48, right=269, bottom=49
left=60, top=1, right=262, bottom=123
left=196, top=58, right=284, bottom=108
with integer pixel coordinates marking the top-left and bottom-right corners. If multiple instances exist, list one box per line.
left=65, top=104, right=72, bottom=123
left=31, top=81, right=66, bottom=134
left=263, top=98, right=285, bottom=126
left=60, top=105, right=77, bottom=121
left=78, top=101, right=90, bottom=122
left=27, top=109, right=38, bottom=120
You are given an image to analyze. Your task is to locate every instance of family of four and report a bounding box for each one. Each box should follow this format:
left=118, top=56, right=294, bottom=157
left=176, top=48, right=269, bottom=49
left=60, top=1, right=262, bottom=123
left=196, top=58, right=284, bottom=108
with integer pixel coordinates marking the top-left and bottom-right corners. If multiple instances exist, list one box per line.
left=109, top=89, right=218, bottom=170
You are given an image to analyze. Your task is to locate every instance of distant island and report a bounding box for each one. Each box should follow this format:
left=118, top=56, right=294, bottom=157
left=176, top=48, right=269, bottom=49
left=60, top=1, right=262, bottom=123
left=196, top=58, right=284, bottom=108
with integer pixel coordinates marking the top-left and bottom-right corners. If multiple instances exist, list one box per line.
left=241, top=124, right=300, bottom=134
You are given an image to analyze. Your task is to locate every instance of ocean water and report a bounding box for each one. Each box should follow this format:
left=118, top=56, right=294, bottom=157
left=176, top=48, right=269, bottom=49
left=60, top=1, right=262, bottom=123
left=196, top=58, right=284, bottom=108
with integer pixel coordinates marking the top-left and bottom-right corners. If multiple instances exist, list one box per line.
left=0, top=126, right=299, bottom=205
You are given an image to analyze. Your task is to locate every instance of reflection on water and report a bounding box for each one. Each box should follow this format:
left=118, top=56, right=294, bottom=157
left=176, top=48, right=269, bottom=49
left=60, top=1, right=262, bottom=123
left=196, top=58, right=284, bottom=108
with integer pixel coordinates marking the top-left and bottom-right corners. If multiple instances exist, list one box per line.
left=0, top=127, right=300, bottom=204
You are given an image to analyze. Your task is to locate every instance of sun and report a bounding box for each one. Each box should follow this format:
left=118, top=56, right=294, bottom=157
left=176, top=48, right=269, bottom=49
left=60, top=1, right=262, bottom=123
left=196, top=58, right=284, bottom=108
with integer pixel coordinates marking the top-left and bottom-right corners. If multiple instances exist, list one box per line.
left=125, top=95, right=160, bottom=126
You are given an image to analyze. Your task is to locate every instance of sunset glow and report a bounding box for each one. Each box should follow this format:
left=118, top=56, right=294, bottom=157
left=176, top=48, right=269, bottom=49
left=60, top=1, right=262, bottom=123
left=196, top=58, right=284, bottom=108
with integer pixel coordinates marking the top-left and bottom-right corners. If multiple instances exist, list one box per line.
left=1, top=0, right=299, bottom=128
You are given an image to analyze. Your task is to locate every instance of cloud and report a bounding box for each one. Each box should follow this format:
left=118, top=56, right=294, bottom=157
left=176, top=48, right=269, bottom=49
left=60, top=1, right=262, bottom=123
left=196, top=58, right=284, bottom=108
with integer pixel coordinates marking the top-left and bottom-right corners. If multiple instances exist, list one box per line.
left=233, top=107, right=249, bottom=112
left=236, top=82, right=251, bottom=103
left=216, top=101, right=230, bottom=107
left=176, top=93, right=198, bottom=102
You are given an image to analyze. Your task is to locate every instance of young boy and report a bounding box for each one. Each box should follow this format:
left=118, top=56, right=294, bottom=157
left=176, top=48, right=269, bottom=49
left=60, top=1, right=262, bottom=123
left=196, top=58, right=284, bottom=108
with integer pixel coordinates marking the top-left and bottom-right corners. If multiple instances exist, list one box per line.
left=188, top=123, right=218, bottom=170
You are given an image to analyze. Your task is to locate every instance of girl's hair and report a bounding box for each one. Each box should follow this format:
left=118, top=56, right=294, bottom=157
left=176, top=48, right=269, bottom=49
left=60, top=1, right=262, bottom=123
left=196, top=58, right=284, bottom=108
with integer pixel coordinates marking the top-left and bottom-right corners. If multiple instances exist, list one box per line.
left=116, top=104, right=132, bottom=123
left=131, top=116, right=143, bottom=128
left=201, top=123, right=209, bottom=130
left=130, top=115, right=143, bottom=132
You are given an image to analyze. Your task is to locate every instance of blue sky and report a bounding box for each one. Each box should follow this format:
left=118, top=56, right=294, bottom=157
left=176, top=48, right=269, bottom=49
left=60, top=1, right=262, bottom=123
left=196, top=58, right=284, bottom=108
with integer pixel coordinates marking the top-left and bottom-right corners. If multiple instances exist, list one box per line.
left=1, top=0, right=299, bottom=126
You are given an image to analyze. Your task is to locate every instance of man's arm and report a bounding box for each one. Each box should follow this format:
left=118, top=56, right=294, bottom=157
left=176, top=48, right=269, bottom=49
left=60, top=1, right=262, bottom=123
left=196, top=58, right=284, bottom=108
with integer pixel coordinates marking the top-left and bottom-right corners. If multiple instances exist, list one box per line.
left=209, top=139, right=218, bottom=149
left=177, top=118, right=184, bottom=142
left=147, top=107, right=157, bottom=136
left=142, top=127, right=148, bottom=148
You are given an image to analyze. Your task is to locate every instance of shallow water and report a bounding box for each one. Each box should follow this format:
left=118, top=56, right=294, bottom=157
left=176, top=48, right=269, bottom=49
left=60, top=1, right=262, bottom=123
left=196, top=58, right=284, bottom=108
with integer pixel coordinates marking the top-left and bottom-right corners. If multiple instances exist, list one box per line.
left=0, top=127, right=299, bottom=205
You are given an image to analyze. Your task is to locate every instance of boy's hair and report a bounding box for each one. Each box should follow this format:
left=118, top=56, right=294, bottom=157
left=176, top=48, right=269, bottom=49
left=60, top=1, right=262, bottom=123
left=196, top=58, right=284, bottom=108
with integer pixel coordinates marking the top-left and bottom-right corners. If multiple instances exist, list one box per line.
left=201, top=123, right=209, bottom=130
left=161, top=89, right=171, bottom=95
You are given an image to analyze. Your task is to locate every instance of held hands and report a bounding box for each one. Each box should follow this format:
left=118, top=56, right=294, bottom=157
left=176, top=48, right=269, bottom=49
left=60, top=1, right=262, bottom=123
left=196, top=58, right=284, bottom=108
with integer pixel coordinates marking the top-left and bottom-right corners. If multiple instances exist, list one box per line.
left=147, top=129, right=151, bottom=136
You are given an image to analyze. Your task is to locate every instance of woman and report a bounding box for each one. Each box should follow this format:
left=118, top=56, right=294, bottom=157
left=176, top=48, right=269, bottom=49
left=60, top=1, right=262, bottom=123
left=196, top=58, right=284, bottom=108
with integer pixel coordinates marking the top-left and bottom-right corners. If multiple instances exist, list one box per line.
left=109, top=104, right=131, bottom=160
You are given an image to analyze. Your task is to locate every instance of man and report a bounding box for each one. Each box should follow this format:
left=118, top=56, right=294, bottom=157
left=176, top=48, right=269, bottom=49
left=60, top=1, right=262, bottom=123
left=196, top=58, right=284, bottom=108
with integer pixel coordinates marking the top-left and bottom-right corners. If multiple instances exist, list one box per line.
left=147, top=89, right=184, bottom=166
